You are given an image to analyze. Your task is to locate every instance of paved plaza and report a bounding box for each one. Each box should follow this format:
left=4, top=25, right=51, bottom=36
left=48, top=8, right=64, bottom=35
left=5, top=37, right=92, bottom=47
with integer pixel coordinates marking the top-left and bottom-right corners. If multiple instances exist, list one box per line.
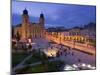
left=12, top=38, right=96, bottom=74
left=32, top=38, right=95, bottom=66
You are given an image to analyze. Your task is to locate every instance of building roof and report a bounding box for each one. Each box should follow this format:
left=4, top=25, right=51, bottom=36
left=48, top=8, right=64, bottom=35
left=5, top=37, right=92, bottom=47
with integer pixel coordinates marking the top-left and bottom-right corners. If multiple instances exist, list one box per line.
left=23, top=8, right=28, bottom=15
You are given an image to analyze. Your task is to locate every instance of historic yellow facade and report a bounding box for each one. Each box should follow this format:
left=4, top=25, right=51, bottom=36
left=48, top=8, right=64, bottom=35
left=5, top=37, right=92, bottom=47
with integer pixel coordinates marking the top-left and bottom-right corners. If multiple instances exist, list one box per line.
left=14, top=8, right=45, bottom=40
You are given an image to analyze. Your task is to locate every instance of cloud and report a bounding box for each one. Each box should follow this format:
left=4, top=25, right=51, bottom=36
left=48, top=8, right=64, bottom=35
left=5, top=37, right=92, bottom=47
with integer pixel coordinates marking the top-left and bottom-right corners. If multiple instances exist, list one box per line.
left=12, top=1, right=96, bottom=28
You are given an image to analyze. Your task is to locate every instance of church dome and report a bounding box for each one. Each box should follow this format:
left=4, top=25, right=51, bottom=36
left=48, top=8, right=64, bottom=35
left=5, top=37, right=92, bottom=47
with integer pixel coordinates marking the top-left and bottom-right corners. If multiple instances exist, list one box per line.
left=23, top=8, right=28, bottom=15
left=40, top=13, right=44, bottom=18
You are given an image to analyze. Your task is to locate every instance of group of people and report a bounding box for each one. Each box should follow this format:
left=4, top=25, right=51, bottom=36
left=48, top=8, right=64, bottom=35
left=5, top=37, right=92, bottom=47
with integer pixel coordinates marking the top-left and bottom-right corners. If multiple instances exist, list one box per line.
left=48, top=44, right=82, bottom=63
left=56, top=46, right=74, bottom=57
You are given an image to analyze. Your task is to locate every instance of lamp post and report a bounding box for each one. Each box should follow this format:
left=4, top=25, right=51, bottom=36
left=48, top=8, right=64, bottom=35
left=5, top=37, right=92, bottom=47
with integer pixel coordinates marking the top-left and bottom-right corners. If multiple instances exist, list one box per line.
left=60, top=32, right=61, bottom=44
left=59, top=32, right=62, bottom=49
left=73, top=39, right=75, bottom=49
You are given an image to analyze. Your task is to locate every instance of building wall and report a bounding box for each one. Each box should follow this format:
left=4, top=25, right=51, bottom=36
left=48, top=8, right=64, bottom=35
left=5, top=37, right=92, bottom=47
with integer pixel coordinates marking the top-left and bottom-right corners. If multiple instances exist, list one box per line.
left=14, top=23, right=45, bottom=40
left=14, top=9, right=45, bottom=41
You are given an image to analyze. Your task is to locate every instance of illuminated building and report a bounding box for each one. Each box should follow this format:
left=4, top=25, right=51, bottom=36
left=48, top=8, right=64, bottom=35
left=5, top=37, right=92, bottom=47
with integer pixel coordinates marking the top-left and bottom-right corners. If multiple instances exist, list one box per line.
left=14, top=8, right=45, bottom=41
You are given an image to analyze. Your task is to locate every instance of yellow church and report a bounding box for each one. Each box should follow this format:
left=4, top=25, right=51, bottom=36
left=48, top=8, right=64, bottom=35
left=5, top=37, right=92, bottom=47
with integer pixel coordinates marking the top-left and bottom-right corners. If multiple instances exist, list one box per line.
left=14, top=8, right=45, bottom=41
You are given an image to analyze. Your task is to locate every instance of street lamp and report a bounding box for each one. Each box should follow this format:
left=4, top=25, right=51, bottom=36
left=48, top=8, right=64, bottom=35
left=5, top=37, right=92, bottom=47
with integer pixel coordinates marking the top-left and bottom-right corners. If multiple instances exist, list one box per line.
left=73, top=38, right=75, bottom=49
left=59, top=32, right=62, bottom=49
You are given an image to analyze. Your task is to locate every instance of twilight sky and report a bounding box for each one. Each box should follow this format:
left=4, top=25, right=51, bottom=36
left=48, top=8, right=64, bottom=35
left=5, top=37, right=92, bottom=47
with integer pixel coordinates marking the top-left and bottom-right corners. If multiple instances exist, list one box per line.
left=12, top=1, right=96, bottom=28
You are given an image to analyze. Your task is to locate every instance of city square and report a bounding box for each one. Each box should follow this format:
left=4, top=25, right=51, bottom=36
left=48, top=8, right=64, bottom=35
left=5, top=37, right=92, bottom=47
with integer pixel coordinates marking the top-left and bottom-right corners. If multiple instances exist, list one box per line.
left=12, top=1, right=96, bottom=74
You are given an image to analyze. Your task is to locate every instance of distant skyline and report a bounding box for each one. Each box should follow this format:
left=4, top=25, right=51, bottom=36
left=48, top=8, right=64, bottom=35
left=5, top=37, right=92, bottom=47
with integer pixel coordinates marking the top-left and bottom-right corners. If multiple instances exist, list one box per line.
left=12, top=1, right=96, bottom=28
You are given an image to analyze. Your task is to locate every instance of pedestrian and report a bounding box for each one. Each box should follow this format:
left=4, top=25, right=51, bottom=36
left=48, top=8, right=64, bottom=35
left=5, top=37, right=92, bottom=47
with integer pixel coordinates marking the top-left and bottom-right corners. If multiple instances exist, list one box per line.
left=65, top=52, right=67, bottom=56
left=78, top=58, right=81, bottom=62
left=68, top=51, right=70, bottom=54
left=28, top=43, right=32, bottom=50
left=72, top=52, right=74, bottom=56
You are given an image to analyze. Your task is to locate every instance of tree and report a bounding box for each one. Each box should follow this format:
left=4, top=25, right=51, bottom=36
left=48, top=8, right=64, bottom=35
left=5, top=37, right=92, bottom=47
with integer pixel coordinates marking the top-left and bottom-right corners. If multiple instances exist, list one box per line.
left=41, top=52, right=48, bottom=71
left=16, top=31, right=20, bottom=41
left=12, top=26, right=14, bottom=38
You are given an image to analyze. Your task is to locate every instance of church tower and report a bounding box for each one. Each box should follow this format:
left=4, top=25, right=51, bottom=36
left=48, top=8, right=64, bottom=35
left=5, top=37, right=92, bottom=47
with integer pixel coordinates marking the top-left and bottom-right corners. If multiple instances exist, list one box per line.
left=22, top=8, right=29, bottom=24
left=39, top=12, right=45, bottom=28
left=39, top=12, right=45, bottom=38
left=21, top=8, right=30, bottom=39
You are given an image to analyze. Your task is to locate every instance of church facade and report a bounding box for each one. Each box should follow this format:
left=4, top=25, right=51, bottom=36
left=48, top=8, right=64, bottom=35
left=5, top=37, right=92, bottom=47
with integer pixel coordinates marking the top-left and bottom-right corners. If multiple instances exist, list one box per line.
left=14, top=8, right=45, bottom=41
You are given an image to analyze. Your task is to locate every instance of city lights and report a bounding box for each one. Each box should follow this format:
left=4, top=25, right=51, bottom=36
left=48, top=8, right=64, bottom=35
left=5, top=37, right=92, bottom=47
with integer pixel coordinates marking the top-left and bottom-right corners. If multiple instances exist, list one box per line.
left=72, top=63, right=96, bottom=70
left=64, top=65, right=76, bottom=70
left=12, top=1, right=96, bottom=74
left=44, top=49, right=58, bottom=57
left=72, top=64, right=78, bottom=68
